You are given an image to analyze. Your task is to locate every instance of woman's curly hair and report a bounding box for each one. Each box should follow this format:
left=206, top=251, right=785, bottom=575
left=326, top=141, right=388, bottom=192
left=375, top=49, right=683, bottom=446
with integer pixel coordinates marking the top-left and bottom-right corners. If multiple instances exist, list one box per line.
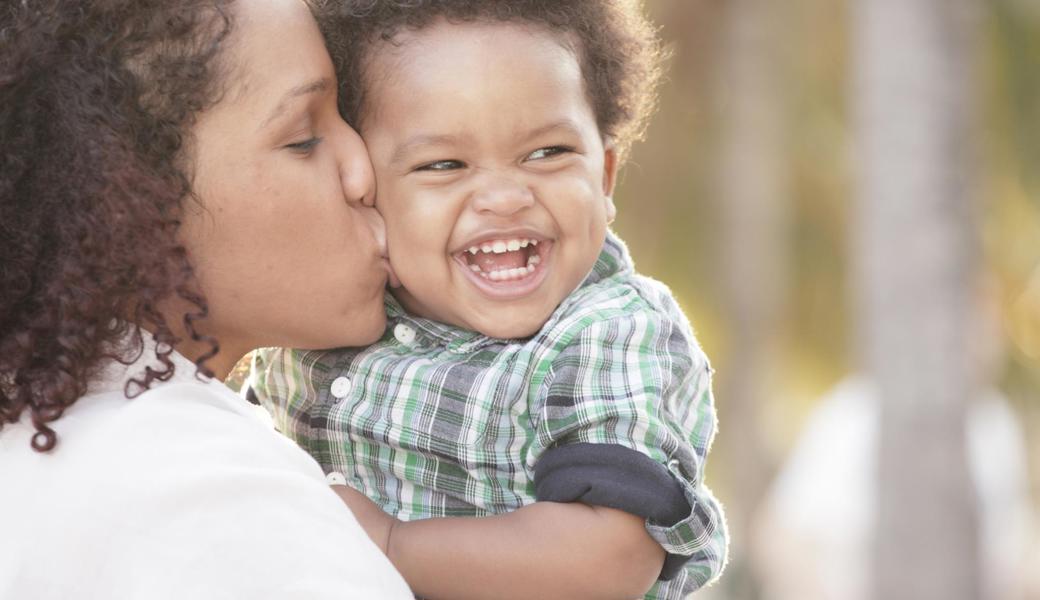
left=318, top=0, right=664, bottom=160
left=0, top=0, right=235, bottom=451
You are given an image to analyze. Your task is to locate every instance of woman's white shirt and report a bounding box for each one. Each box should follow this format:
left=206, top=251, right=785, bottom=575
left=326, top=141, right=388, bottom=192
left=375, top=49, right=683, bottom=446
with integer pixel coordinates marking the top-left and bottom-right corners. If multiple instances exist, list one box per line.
left=0, top=347, right=412, bottom=600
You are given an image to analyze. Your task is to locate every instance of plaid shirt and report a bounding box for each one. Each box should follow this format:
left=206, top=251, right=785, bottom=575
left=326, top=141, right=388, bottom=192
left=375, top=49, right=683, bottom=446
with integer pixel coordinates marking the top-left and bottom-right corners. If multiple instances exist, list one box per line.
left=250, top=233, right=728, bottom=599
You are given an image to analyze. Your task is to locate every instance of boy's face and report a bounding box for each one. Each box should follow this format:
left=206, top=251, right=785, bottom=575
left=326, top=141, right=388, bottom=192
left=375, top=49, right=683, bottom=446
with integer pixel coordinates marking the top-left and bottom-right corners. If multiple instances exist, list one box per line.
left=360, top=20, right=618, bottom=339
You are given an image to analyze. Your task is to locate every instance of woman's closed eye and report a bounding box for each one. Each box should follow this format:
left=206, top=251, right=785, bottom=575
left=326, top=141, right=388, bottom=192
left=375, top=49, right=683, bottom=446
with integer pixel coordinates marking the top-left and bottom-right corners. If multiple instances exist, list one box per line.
left=285, top=136, right=323, bottom=155
left=525, top=145, right=574, bottom=161
left=415, top=159, right=465, bottom=172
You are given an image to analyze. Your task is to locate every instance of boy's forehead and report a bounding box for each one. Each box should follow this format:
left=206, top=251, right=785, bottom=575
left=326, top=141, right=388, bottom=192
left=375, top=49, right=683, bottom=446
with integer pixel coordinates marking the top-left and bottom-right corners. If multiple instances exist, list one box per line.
left=358, top=20, right=587, bottom=122
left=361, top=18, right=581, bottom=86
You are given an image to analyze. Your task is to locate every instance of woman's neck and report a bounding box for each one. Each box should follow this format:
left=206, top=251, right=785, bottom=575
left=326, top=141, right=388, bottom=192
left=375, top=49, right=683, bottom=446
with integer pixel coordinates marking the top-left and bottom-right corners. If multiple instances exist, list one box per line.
left=173, top=336, right=243, bottom=381
left=139, top=316, right=244, bottom=382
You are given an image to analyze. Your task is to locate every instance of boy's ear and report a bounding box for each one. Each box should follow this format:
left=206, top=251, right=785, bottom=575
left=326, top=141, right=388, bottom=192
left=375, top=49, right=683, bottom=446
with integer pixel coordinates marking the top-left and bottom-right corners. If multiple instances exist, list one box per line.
left=602, top=140, right=619, bottom=224
left=602, top=139, right=619, bottom=196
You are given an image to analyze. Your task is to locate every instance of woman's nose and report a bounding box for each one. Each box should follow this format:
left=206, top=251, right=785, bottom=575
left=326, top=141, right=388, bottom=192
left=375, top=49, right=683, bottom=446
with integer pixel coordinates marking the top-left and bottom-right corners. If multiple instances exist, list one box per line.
left=470, top=175, right=535, bottom=217
left=338, top=123, right=376, bottom=207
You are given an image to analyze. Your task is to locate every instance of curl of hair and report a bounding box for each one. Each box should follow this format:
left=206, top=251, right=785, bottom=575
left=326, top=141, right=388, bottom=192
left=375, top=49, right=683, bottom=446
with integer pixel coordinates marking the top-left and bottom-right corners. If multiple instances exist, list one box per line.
left=316, top=0, right=665, bottom=160
left=0, top=0, right=234, bottom=451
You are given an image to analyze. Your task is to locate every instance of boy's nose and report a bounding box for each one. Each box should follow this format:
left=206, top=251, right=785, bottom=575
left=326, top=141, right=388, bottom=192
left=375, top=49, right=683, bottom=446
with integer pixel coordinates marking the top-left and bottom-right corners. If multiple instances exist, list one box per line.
left=470, top=176, right=535, bottom=217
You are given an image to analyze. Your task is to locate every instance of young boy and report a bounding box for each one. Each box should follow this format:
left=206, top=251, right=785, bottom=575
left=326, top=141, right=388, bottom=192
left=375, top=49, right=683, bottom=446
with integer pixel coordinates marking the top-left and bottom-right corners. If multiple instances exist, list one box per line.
left=250, top=2, right=728, bottom=598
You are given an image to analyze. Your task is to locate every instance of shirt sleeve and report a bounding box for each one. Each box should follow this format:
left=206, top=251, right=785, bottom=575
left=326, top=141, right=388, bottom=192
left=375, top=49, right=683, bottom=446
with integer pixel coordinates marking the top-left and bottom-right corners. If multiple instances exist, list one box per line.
left=531, top=305, right=728, bottom=588
left=248, top=347, right=318, bottom=450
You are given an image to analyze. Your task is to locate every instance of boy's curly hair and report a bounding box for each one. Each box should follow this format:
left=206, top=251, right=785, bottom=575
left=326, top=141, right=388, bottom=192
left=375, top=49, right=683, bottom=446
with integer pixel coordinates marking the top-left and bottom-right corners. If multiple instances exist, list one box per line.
left=319, top=0, right=664, bottom=160
left=0, top=0, right=234, bottom=452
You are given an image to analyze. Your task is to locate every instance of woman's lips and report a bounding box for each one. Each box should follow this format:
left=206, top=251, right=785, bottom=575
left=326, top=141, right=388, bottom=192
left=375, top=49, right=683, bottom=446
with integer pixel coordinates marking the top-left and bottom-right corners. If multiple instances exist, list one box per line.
left=382, top=257, right=401, bottom=288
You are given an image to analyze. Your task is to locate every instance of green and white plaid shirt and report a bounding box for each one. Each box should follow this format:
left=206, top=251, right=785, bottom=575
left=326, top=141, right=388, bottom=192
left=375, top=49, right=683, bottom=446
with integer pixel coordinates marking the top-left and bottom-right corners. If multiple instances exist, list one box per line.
left=250, top=233, right=728, bottom=599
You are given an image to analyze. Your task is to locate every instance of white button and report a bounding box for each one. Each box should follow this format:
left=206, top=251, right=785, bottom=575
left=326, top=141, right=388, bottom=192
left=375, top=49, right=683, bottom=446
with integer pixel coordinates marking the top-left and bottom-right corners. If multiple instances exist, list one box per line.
left=326, top=471, right=347, bottom=486
left=394, top=323, right=417, bottom=345
left=330, top=376, right=352, bottom=399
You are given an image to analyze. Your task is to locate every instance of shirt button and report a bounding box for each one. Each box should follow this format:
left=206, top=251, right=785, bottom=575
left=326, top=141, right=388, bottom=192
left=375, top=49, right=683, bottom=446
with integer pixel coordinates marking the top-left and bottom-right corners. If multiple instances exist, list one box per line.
left=394, top=323, right=417, bottom=346
left=330, top=376, right=352, bottom=399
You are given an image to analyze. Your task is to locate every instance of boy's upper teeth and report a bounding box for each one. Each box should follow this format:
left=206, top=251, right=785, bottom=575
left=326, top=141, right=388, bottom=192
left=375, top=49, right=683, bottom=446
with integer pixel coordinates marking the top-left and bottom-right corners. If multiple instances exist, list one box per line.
left=466, top=238, right=539, bottom=255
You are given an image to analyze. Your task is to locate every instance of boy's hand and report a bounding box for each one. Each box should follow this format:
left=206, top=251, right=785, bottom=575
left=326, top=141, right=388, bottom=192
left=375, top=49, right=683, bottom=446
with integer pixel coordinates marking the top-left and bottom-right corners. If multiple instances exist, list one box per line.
left=330, top=482, right=398, bottom=557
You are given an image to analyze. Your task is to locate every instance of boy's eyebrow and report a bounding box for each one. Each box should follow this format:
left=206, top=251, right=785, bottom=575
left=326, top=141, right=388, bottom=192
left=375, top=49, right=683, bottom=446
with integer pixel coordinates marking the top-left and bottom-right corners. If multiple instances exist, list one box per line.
left=258, top=77, right=332, bottom=131
left=389, top=120, right=586, bottom=166
left=522, top=119, right=585, bottom=142
left=389, top=133, right=459, bottom=166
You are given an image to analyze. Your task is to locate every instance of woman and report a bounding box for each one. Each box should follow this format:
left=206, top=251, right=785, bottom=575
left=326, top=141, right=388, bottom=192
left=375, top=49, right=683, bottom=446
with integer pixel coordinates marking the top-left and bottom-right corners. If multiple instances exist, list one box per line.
left=0, top=0, right=411, bottom=598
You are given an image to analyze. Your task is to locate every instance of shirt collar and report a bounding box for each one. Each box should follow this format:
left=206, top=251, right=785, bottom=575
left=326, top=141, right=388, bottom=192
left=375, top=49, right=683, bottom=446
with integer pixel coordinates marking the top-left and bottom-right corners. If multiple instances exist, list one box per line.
left=384, top=230, right=634, bottom=350
left=580, top=229, right=634, bottom=286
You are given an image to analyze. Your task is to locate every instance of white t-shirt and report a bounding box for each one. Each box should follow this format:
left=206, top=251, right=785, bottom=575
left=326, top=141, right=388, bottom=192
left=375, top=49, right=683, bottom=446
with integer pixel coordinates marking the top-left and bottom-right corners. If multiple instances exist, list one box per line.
left=0, top=346, right=412, bottom=600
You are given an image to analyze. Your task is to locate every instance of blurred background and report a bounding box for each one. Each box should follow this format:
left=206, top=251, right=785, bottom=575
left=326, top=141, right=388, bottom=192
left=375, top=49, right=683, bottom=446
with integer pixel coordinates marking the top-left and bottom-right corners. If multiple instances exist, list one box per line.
left=610, top=0, right=1040, bottom=598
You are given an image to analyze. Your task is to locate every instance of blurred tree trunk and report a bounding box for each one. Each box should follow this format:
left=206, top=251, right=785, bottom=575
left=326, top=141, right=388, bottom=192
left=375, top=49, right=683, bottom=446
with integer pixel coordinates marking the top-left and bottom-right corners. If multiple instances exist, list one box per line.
left=714, top=0, right=789, bottom=597
left=852, top=1, right=982, bottom=599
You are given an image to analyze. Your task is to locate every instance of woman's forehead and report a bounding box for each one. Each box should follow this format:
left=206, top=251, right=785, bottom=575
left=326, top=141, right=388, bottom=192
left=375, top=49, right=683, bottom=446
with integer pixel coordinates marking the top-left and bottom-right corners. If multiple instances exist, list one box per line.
left=212, top=0, right=333, bottom=118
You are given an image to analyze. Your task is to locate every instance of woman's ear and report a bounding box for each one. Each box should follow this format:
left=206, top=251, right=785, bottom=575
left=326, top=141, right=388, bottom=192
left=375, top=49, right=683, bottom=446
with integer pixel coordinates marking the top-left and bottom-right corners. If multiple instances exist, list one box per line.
left=602, top=140, right=619, bottom=224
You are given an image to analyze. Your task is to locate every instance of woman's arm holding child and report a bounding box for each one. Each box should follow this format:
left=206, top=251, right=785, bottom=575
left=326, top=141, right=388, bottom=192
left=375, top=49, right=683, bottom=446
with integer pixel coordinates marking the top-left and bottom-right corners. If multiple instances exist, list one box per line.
left=333, top=484, right=663, bottom=600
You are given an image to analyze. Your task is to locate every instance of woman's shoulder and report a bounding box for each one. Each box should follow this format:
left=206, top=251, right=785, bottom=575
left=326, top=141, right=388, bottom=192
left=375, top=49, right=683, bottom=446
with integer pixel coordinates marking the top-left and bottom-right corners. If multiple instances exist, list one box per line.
left=0, top=376, right=412, bottom=600
left=1, top=376, right=312, bottom=517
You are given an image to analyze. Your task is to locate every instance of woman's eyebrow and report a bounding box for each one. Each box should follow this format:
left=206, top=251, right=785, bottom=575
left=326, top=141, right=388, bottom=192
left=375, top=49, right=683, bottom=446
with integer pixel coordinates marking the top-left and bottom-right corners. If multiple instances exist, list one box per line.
left=258, top=77, right=331, bottom=130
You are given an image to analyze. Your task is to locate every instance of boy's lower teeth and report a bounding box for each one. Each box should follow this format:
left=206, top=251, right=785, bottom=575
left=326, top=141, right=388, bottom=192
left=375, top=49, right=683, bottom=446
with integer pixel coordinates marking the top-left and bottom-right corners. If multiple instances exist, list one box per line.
left=468, top=254, right=541, bottom=281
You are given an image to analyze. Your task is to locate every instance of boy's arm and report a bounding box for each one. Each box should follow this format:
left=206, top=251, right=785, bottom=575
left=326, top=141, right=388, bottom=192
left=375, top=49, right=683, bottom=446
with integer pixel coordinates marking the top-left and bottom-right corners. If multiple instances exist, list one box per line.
left=332, top=483, right=664, bottom=600
left=531, top=301, right=729, bottom=589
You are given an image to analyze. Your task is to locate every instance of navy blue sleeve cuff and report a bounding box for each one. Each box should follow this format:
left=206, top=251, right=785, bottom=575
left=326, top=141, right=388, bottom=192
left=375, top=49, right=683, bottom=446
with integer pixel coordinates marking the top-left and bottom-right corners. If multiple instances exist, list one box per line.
left=534, top=443, right=692, bottom=580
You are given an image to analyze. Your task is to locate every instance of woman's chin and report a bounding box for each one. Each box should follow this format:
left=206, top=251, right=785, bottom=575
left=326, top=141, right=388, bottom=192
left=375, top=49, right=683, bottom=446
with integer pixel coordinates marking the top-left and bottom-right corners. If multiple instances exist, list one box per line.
left=335, top=309, right=388, bottom=348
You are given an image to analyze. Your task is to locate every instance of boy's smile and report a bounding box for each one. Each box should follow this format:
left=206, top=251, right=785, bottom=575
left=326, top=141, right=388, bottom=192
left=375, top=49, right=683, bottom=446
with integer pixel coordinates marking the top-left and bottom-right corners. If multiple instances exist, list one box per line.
left=456, top=234, right=549, bottom=292
left=360, top=19, right=618, bottom=339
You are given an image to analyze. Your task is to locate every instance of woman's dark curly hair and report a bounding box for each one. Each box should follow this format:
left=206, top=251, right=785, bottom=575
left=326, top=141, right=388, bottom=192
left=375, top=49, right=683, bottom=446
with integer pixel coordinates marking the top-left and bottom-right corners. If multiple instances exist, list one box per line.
left=318, top=0, right=664, bottom=160
left=0, top=0, right=236, bottom=451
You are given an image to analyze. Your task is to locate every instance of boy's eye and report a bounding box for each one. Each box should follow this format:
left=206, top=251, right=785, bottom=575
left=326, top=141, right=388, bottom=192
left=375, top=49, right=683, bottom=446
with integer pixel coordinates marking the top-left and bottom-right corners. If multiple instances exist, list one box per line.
left=525, top=146, right=573, bottom=161
left=285, top=137, right=323, bottom=155
left=415, top=159, right=465, bottom=172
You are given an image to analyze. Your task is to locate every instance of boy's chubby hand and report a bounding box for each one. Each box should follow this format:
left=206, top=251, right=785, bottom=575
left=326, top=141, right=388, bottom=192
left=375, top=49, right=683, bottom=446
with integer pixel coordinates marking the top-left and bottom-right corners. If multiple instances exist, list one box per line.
left=330, top=482, right=398, bottom=557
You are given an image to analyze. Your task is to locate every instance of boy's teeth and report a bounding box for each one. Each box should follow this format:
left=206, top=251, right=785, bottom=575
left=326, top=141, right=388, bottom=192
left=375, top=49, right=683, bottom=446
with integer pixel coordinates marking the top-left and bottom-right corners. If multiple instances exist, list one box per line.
left=466, top=238, right=540, bottom=255
left=466, top=248, right=542, bottom=281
